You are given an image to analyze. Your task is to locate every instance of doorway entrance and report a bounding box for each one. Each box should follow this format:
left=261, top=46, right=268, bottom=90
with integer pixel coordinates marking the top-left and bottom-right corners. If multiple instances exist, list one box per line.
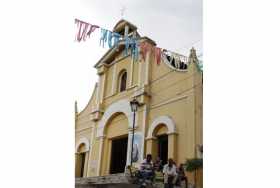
left=157, top=134, right=168, bottom=165
left=110, top=136, right=128, bottom=174
left=76, top=152, right=86, bottom=177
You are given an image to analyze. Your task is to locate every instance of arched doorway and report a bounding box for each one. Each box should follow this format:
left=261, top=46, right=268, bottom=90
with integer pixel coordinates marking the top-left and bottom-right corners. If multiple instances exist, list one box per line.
left=75, top=142, right=89, bottom=177
left=146, top=116, right=177, bottom=164
left=154, top=124, right=169, bottom=165
left=96, top=99, right=138, bottom=176
left=100, top=112, right=129, bottom=175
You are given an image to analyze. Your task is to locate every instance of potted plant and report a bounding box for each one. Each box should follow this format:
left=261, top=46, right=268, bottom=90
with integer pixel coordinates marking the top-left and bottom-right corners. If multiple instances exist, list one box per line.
left=185, top=158, right=203, bottom=188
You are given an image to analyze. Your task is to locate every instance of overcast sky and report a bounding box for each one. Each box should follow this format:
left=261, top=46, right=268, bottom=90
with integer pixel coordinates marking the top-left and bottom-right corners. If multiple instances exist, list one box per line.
left=73, top=0, right=202, bottom=110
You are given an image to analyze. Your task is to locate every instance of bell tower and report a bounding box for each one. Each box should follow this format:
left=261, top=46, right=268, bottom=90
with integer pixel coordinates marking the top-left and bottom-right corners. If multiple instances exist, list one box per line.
left=113, top=19, right=139, bottom=38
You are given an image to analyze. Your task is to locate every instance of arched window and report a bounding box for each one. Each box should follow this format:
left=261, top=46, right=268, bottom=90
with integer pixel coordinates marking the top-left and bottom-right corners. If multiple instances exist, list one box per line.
left=119, top=71, right=127, bottom=92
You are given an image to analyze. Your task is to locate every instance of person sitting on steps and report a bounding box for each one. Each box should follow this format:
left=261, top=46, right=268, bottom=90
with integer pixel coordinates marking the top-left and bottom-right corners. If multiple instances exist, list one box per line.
left=175, top=163, right=188, bottom=188
left=154, top=156, right=163, bottom=172
left=163, top=158, right=177, bottom=188
left=138, top=154, right=155, bottom=186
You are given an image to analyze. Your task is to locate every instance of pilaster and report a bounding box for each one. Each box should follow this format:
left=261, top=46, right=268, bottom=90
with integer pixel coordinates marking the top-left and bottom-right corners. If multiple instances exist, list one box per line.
left=168, top=132, right=178, bottom=162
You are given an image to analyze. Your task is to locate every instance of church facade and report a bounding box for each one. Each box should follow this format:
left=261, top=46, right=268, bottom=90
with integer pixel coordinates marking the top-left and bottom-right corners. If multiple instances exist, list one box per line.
left=75, top=20, right=203, bottom=182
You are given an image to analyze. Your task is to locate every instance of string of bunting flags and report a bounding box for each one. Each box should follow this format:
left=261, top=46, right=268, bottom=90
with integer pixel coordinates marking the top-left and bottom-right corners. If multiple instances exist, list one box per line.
left=74, top=19, right=202, bottom=72
left=196, top=54, right=203, bottom=72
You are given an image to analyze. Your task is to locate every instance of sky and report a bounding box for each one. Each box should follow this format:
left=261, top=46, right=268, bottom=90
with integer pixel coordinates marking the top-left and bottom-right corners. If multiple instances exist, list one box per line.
left=73, top=0, right=203, bottom=110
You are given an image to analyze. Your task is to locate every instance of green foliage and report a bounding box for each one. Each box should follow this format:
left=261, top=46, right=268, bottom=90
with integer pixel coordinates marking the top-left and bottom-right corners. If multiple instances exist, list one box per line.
left=185, top=158, right=203, bottom=172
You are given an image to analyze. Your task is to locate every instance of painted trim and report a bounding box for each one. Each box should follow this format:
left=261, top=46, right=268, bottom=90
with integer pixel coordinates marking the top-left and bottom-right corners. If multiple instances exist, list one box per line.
left=100, top=73, right=106, bottom=104
left=97, top=137, right=104, bottom=176
left=111, top=63, right=117, bottom=95
left=96, top=99, right=136, bottom=138
left=96, top=77, right=101, bottom=103
left=141, top=105, right=147, bottom=159
left=146, top=116, right=176, bottom=139
left=151, top=94, right=189, bottom=109
left=75, top=126, right=92, bottom=133
left=75, top=137, right=90, bottom=153
left=145, top=51, right=150, bottom=85
left=129, top=54, right=134, bottom=87
left=103, top=84, right=137, bottom=100
left=126, top=130, right=133, bottom=166
left=96, top=99, right=138, bottom=174
left=86, top=126, right=95, bottom=175
left=138, top=59, right=142, bottom=86
left=77, top=83, right=97, bottom=116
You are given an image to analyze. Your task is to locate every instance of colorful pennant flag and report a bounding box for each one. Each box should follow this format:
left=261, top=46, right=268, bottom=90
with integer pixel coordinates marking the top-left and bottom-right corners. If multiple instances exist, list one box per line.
left=74, top=18, right=192, bottom=70
left=75, top=19, right=99, bottom=42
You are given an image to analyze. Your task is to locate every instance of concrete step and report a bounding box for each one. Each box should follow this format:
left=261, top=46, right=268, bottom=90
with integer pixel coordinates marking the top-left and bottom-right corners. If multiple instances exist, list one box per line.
left=75, top=183, right=139, bottom=188
left=76, top=174, right=190, bottom=188
left=75, top=173, right=134, bottom=188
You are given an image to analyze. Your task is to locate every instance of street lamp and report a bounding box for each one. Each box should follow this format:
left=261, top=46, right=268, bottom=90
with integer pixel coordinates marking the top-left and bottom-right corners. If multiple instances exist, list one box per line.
left=130, top=98, right=140, bottom=167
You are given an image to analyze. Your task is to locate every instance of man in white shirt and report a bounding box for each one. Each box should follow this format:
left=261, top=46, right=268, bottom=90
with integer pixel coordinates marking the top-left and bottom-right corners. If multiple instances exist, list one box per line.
left=163, top=158, right=177, bottom=188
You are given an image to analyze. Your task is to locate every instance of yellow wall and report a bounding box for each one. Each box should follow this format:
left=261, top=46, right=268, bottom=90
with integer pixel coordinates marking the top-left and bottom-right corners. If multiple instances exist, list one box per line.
left=75, top=23, right=202, bottom=180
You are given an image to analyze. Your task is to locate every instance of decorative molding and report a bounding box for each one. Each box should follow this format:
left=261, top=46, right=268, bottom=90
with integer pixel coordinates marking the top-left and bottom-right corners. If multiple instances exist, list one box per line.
left=150, top=94, right=189, bottom=109
left=142, top=105, right=147, bottom=158
left=77, top=83, right=98, bottom=116
left=115, top=54, right=130, bottom=64
left=76, top=126, right=93, bottom=133
left=146, top=116, right=176, bottom=139
left=100, top=73, right=107, bottom=104
left=129, top=53, right=134, bottom=87
left=96, top=99, right=137, bottom=138
left=111, top=63, right=117, bottom=95
left=161, top=53, right=189, bottom=72
left=103, top=85, right=137, bottom=100
left=97, top=137, right=104, bottom=176
left=144, top=51, right=150, bottom=85
left=138, top=58, right=142, bottom=86
left=75, top=137, right=90, bottom=153
left=86, top=126, right=95, bottom=175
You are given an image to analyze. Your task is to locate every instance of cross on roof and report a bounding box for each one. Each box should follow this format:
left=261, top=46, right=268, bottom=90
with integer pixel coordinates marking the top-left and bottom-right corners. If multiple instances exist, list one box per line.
left=120, top=6, right=126, bottom=18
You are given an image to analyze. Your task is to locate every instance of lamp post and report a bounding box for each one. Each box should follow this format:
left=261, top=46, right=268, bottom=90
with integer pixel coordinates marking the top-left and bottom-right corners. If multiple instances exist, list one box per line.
left=130, top=98, right=140, bottom=167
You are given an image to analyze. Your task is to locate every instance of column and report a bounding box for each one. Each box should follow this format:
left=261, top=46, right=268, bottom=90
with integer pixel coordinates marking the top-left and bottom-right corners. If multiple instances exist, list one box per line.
left=105, top=139, right=112, bottom=174
left=111, top=63, right=117, bottom=95
left=146, top=137, right=158, bottom=161
left=84, top=151, right=89, bottom=177
left=96, top=136, right=105, bottom=176
left=144, top=51, right=151, bottom=85
left=75, top=153, right=81, bottom=177
left=97, top=65, right=107, bottom=104
left=129, top=55, right=134, bottom=87
left=86, top=127, right=95, bottom=176
left=126, top=129, right=133, bottom=166
left=168, top=133, right=178, bottom=162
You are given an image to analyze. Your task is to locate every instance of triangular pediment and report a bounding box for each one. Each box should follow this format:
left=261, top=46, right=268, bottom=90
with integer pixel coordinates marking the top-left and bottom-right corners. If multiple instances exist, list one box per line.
left=94, top=37, right=156, bottom=68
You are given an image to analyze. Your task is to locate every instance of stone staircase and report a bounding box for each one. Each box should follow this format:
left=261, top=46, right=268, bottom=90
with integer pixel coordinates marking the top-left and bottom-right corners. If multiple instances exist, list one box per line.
left=76, top=172, right=194, bottom=188
left=75, top=173, right=138, bottom=188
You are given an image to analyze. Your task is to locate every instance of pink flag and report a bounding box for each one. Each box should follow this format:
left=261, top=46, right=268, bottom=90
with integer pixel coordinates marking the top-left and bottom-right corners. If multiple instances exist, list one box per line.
left=140, top=42, right=152, bottom=61
left=154, top=47, right=162, bottom=65
left=75, top=19, right=99, bottom=42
